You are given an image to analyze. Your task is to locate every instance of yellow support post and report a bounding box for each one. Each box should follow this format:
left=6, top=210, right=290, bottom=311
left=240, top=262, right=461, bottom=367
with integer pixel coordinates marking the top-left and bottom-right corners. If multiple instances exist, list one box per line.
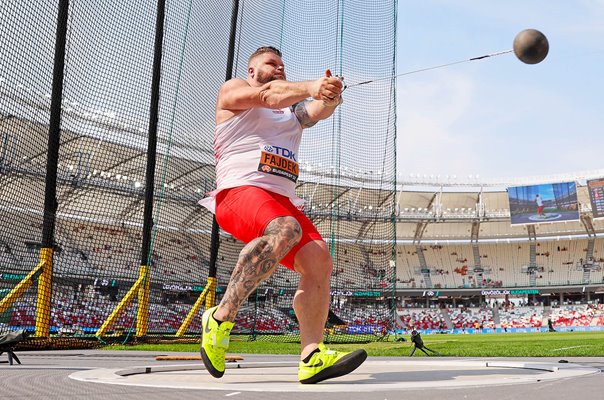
left=205, top=276, right=217, bottom=309
left=35, top=247, right=54, bottom=337
left=136, top=264, right=150, bottom=337
left=95, top=275, right=144, bottom=338
left=0, top=260, right=46, bottom=315
left=175, top=284, right=210, bottom=337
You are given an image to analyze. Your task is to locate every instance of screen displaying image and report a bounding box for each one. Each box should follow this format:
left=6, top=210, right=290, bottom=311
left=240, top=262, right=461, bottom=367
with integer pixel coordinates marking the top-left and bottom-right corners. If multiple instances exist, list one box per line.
left=507, top=182, right=579, bottom=225
left=587, top=178, right=604, bottom=219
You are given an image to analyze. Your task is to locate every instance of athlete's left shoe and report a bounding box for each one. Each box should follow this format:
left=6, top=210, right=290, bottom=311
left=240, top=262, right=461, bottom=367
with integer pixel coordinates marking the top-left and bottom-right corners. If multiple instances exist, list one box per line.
left=298, top=342, right=367, bottom=384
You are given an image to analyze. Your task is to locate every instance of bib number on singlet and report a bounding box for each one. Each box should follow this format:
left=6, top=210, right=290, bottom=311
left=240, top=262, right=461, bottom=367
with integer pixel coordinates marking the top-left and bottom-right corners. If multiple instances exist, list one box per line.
left=258, top=145, right=299, bottom=183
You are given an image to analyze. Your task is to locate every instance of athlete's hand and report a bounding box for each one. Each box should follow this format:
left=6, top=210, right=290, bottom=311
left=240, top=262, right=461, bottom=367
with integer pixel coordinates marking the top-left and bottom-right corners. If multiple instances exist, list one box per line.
left=309, top=69, right=343, bottom=102
left=325, top=69, right=345, bottom=82
left=322, top=69, right=344, bottom=106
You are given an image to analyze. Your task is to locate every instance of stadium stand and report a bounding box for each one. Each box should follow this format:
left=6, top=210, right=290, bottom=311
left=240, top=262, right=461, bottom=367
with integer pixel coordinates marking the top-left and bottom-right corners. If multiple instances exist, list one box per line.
left=498, top=306, right=544, bottom=329
left=396, top=307, right=445, bottom=331
left=549, top=304, right=603, bottom=327
left=449, top=306, right=495, bottom=329
left=3, top=117, right=604, bottom=336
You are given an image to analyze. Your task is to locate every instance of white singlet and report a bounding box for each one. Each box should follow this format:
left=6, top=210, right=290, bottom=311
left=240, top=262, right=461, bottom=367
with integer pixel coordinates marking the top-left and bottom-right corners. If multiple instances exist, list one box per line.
left=198, top=106, right=304, bottom=213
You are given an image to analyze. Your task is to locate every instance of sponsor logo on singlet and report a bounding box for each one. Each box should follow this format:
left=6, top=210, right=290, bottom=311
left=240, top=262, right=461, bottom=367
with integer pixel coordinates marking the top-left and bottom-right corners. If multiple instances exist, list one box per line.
left=258, top=144, right=299, bottom=183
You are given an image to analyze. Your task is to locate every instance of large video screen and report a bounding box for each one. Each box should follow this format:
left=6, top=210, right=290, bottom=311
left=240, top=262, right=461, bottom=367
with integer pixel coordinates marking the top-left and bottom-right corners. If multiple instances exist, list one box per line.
left=507, top=182, right=579, bottom=225
left=587, top=178, right=604, bottom=219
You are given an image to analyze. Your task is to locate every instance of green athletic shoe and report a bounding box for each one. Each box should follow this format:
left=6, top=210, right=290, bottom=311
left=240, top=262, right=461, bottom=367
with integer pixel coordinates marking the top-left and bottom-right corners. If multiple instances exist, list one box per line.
left=298, top=342, right=367, bottom=384
left=200, top=306, right=234, bottom=378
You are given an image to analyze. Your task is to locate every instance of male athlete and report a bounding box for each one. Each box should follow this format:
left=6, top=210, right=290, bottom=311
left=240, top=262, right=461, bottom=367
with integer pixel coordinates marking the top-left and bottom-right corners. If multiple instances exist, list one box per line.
left=535, top=194, right=545, bottom=218
left=198, top=46, right=367, bottom=384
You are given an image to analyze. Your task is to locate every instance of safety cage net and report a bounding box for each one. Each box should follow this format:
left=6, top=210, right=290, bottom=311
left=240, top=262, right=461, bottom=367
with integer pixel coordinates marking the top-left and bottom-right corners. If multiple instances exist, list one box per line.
left=0, top=0, right=396, bottom=346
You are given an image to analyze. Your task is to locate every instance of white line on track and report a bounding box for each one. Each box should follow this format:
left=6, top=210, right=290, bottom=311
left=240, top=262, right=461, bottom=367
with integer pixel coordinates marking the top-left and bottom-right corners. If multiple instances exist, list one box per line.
left=225, top=392, right=241, bottom=397
left=551, top=346, right=586, bottom=352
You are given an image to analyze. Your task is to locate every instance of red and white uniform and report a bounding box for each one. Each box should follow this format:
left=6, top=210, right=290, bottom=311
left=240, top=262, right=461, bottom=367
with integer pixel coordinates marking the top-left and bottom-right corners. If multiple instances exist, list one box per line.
left=535, top=196, right=544, bottom=214
left=198, top=106, right=304, bottom=213
left=199, top=105, right=322, bottom=270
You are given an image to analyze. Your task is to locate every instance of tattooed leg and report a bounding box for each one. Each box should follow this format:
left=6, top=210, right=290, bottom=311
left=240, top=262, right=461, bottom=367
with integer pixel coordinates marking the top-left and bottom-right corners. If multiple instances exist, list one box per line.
left=213, top=216, right=302, bottom=322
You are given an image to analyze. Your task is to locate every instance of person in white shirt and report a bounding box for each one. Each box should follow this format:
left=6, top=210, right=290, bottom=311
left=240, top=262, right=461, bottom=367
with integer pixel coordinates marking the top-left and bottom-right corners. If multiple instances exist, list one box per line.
left=535, top=194, right=545, bottom=217
left=199, top=46, right=366, bottom=383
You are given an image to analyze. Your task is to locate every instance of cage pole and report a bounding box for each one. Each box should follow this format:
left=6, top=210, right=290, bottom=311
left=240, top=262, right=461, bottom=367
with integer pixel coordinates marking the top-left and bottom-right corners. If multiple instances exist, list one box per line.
left=95, top=0, right=167, bottom=339
left=206, top=0, right=239, bottom=299
left=135, top=0, right=167, bottom=337
left=34, top=0, right=70, bottom=337
left=208, top=0, right=240, bottom=290
left=177, top=0, right=238, bottom=335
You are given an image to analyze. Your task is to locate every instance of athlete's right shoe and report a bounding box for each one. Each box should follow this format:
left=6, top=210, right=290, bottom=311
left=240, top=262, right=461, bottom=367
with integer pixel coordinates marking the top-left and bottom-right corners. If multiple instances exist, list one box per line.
left=298, top=342, right=367, bottom=384
left=200, top=306, right=234, bottom=378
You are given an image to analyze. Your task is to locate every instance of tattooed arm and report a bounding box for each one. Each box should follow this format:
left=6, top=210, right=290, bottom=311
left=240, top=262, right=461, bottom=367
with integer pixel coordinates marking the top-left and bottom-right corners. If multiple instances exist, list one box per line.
left=293, top=98, right=342, bottom=129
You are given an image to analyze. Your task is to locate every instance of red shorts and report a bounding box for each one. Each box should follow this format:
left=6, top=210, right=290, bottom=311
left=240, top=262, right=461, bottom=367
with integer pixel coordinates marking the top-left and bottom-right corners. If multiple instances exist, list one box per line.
left=215, top=186, right=323, bottom=270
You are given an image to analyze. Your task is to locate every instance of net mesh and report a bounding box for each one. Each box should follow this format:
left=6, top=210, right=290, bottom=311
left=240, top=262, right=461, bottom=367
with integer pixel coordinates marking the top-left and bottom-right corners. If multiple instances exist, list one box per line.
left=218, top=0, right=397, bottom=340
left=0, top=0, right=57, bottom=336
left=0, top=0, right=396, bottom=343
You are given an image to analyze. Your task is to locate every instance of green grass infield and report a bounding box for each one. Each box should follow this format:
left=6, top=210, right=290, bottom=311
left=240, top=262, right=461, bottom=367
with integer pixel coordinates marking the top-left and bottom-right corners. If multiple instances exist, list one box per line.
left=106, top=331, right=604, bottom=357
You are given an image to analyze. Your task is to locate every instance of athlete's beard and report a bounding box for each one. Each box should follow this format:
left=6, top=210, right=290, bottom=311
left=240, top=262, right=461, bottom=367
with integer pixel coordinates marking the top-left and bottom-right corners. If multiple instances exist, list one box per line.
left=256, top=69, right=285, bottom=84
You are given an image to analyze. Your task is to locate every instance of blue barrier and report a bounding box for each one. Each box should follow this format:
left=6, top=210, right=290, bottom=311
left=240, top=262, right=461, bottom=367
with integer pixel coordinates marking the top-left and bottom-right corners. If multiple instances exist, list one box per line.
left=8, top=324, right=604, bottom=336
left=347, top=324, right=382, bottom=334
left=393, top=326, right=604, bottom=335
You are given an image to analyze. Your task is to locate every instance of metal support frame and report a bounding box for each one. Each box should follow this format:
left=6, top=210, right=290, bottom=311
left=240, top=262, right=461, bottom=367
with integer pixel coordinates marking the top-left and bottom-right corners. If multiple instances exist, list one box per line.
left=0, top=260, right=47, bottom=316
left=95, top=265, right=147, bottom=337
left=527, top=225, right=538, bottom=286
left=470, top=222, right=483, bottom=287
left=176, top=276, right=216, bottom=336
left=34, top=248, right=54, bottom=336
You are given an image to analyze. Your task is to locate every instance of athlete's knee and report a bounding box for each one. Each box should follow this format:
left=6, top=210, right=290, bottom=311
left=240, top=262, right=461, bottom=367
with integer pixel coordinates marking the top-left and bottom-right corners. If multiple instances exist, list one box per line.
left=296, top=241, right=333, bottom=279
left=315, top=244, right=333, bottom=278
left=265, top=216, right=303, bottom=247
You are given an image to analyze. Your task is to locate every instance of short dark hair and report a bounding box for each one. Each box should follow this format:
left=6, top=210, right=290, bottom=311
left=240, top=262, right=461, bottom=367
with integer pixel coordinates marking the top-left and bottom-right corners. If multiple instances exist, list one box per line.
left=248, top=46, right=282, bottom=66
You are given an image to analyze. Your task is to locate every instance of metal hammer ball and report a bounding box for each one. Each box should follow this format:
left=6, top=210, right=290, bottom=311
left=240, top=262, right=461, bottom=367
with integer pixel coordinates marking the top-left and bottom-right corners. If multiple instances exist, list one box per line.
left=513, top=29, right=549, bottom=64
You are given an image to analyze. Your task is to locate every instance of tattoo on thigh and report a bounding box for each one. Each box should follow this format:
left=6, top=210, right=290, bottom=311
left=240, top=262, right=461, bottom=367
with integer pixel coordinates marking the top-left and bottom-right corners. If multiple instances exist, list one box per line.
left=265, top=218, right=302, bottom=251
left=219, top=217, right=302, bottom=320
